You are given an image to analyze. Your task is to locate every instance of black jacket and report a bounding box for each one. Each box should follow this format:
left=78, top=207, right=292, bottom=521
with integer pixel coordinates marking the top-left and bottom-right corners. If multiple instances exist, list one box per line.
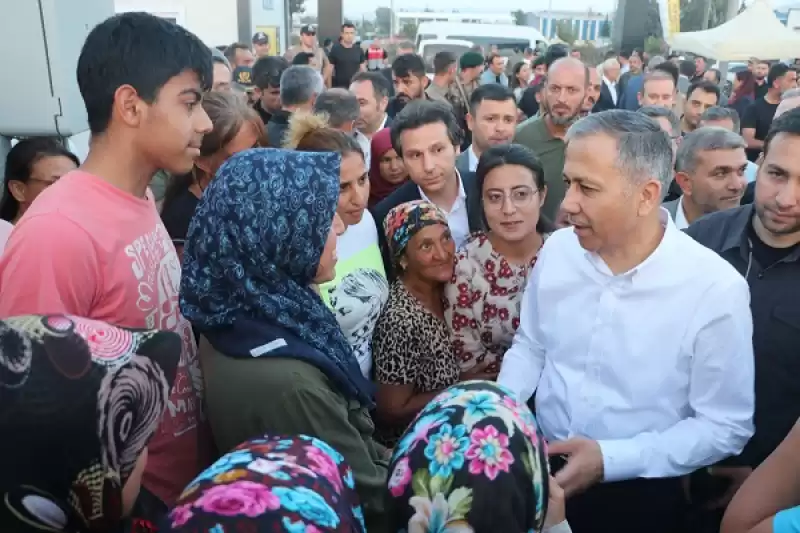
left=266, top=109, right=292, bottom=148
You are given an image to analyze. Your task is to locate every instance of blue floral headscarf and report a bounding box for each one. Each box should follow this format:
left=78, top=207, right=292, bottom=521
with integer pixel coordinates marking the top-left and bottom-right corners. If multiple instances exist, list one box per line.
left=180, top=148, right=373, bottom=407
left=161, top=435, right=366, bottom=532
left=386, top=381, right=550, bottom=533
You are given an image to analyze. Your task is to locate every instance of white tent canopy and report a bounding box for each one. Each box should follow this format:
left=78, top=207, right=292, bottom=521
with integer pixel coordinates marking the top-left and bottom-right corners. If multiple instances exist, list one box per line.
left=667, top=0, right=800, bottom=61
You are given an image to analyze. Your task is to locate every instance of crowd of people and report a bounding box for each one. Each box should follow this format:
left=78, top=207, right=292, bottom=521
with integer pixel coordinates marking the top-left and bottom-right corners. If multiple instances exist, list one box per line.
left=2, top=10, right=800, bottom=533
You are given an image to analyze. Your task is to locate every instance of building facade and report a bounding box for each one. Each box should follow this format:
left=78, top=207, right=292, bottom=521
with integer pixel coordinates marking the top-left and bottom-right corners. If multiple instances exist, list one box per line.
left=394, top=10, right=514, bottom=27
left=524, top=9, right=608, bottom=44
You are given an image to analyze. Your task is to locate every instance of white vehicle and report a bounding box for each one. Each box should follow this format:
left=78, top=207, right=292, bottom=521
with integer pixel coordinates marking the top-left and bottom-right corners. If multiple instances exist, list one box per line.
left=415, top=22, right=548, bottom=57
left=418, top=38, right=475, bottom=78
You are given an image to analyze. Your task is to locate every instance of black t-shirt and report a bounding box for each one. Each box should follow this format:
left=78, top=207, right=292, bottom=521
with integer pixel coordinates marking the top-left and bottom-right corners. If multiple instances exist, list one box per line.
left=748, top=217, right=800, bottom=267
left=328, top=43, right=365, bottom=88
left=754, top=80, right=769, bottom=101
left=742, top=98, right=779, bottom=162
left=161, top=187, right=200, bottom=242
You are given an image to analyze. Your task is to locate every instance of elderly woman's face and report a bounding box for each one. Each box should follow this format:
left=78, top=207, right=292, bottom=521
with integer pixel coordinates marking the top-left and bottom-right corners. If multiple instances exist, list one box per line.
left=313, top=212, right=346, bottom=284
left=401, top=224, right=455, bottom=283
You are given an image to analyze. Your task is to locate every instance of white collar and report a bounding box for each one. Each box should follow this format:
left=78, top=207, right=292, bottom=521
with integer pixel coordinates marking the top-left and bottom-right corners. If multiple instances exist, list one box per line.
left=674, top=197, right=690, bottom=230
left=603, top=75, right=616, bottom=86
left=418, top=171, right=467, bottom=210
left=467, top=145, right=480, bottom=172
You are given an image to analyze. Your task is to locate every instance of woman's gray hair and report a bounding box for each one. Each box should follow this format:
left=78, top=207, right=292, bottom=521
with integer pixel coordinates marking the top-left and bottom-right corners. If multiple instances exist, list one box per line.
left=565, top=110, right=674, bottom=189
left=637, top=105, right=680, bottom=136
left=675, top=127, right=747, bottom=174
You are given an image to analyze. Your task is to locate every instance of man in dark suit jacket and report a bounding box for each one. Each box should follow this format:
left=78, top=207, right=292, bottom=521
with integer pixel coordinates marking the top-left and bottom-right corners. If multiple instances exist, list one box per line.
left=593, top=58, right=621, bottom=113
left=371, top=100, right=483, bottom=279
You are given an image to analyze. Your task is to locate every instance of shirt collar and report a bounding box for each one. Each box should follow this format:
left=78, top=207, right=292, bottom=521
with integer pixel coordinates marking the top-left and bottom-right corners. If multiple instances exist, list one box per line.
left=603, top=75, right=616, bottom=87
left=418, top=170, right=467, bottom=205
left=674, top=197, right=690, bottom=230
left=468, top=145, right=479, bottom=172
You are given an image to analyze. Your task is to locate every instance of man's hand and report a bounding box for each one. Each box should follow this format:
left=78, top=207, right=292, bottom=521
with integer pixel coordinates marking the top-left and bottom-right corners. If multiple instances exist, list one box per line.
left=543, top=476, right=567, bottom=528
left=548, top=438, right=604, bottom=497
left=706, top=466, right=752, bottom=509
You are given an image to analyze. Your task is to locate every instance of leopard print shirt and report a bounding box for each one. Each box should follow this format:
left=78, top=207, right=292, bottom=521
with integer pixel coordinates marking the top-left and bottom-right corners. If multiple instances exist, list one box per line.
left=372, top=281, right=460, bottom=445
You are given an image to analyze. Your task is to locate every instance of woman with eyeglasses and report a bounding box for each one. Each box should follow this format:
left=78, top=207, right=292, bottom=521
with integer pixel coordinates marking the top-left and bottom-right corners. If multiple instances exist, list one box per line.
left=1, top=138, right=79, bottom=225
left=445, top=144, right=552, bottom=379
left=160, top=90, right=266, bottom=257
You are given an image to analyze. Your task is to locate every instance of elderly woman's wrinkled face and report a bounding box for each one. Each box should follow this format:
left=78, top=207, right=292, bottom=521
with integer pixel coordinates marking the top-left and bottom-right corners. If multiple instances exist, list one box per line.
left=400, top=224, right=455, bottom=283
left=313, top=212, right=346, bottom=284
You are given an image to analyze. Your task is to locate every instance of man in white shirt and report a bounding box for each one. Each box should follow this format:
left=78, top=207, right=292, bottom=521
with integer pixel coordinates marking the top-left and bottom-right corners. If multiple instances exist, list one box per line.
left=592, top=58, right=620, bottom=112
left=350, top=71, right=391, bottom=157
left=371, top=100, right=482, bottom=278
left=498, top=110, right=754, bottom=533
left=456, top=84, right=518, bottom=175
left=664, top=127, right=748, bottom=229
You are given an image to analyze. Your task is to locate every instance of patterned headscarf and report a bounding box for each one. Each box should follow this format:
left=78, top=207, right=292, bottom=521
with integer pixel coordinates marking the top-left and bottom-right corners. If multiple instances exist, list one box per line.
left=386, top=381, right=550, bottom=533
left=383, top=200, right=449, bottom=267
left=0, top=315, right=180, bottom=532
left=161, top=435, right=366, bottom=532
left=180, top=148, right=374, bottom=407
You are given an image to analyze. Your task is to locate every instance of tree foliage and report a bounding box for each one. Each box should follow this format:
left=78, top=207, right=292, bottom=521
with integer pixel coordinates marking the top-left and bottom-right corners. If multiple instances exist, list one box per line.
left=401, top=21, right=418, bottom=39
left=511, top=10, right=526, bottom=26
left=288, top=0, right=305, bottom=16
left=555, top=20, right=576, bottom=44
left=645, top=0, right=663, bottom=38
left=376, top=7, right=392, bottom=35
left=599, top=15, right=611, bottom=38
left=679, top=0, right=727, bottom=31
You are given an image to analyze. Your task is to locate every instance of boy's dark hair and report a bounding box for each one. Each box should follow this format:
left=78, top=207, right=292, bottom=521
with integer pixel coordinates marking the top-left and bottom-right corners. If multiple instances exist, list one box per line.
left=77, top=12, right=212, bottom=135
left=390, top=100, right=462, bottom=157
left=392, top=54, right=426, bottom=79
left=292, top=52, right=314, bottom=66
left=253, top=56, right=289, bottom=90
left=687, top=79, right=721, bottom=104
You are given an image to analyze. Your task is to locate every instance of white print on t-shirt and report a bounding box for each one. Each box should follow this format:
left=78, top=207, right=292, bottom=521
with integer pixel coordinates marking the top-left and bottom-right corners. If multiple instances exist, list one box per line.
left=125, top=224, right=204, bottom=438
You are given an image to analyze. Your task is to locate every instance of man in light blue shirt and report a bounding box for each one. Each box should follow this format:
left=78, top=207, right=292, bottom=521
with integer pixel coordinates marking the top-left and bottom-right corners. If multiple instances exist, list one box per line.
left=479, top=53, right=509, bottom=87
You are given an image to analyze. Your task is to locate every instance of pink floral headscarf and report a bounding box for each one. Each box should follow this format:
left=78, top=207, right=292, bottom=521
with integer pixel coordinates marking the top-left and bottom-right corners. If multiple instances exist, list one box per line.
left=385, top=381, right=550, bottom=532
left=162, top=435, right=366, bottom=532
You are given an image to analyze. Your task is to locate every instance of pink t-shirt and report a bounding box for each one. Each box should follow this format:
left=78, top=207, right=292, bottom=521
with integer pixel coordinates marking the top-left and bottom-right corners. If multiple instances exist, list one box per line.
left=0, top=170, right=210, bottom=505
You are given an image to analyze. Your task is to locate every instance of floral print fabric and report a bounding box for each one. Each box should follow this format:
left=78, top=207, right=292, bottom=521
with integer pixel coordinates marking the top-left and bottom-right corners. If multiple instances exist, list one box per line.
left=179, top=148, right=373, bottom=407
left=161, top=435, right=366, bottom=533
left=0, top=315, right=180, bottom=532
left=444, top=232, right=543, bottom=373
left=386, top=381, right=550, bottom=533
left=383, top=200, right=449, bottom=267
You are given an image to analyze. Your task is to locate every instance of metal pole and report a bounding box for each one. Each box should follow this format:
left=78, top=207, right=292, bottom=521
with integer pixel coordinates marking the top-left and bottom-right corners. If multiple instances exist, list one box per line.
left=390, top=0, right=396, bottom=37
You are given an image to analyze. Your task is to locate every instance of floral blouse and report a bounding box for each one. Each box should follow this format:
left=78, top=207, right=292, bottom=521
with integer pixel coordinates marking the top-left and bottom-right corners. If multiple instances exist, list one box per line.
left=372, top=281, right=461, bottom=446
left=444, top=232, right=544, bottom=374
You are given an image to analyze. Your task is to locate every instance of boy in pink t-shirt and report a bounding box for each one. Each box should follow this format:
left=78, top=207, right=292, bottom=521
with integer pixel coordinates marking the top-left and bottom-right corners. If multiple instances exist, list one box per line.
left=0, top=12, right=214, bottom=516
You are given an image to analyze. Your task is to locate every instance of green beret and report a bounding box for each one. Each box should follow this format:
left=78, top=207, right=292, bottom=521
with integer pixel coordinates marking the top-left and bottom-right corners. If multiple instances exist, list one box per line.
left=460, top=52, right=484, bottom=70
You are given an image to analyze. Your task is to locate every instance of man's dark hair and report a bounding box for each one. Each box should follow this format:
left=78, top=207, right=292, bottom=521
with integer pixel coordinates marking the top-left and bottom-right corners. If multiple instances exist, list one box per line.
left=341, top=22, right=356, bottom=31
left=544, top=44, right=569, bottom=69
left=433, top=51, right=457, bottom=75
left=619, top=50, right=632, bottom=60
left=706, top=68, right=722, bottom=84
left=390, top=100, right=462, bottom=156
left=77, top=12, right=212, bottom=135
left=679, top=59, right=696, bottom=78
left=350, top=71, right=390, bottom=100
left=699, top=106, right=741, bottom=132
left=292, top=52, right=314, bottom=66
left=469, top=83, right=515, bottom=115
left=532, top=56, right=547, bottom=69
left=768, top=63, right=792, bottom=88
left=654, top=61, right=680, bottom=86
left=313, top=89, right=360, bottom=128
left=393, top=54, right=426, bottom=79
left=764, top=106, right=800, bottom=155
left=252, top=56, right=289, bottom=89
left=224, top=42, right=251, bottom=64
left=687, top=79, right=721, bottom=104
left=487, top=53, right=503, bottom=65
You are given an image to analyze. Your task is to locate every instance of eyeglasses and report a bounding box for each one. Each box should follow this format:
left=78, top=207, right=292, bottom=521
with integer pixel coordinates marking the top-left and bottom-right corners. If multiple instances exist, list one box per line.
left=483, top=187, right=538, bottom=209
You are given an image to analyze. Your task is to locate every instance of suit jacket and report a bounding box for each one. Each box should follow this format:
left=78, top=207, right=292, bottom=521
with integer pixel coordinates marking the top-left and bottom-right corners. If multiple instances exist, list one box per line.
left=456, top=150, right=472, bottom=176
left=663, top=198, right=680, bottom=221
left=370, top=171, right=483, bottom=280
left=592, top=81, right=617, bottom=113
left=618, top=74, right=643, bottom=111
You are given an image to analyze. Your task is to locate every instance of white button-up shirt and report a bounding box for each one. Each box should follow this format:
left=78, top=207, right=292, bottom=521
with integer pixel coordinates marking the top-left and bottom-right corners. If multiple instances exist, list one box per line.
left=674, top=197, right=690, bottom=230
left=603, top=75, right=618, bottom=106
left=498, top=209, right=754, bottom=482
left=467, top=144, right=479, bottom=172
left=418, top=171, right=470, bottom=249
left=354, top=114, right=389, bottom=170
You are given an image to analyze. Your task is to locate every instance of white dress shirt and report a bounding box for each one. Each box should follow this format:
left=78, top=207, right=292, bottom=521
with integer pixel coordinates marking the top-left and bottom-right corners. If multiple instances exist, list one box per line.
left=354, top=114, right=389, bottom=170
left=674, top=197, right=690, bottom=230
left=418, top=172, right=470, bottom=249
left=603, top=75, right=618, bottom=106
left=498, top=209, right=754, bottom=482
left=467, top=145, right=479, bottom=172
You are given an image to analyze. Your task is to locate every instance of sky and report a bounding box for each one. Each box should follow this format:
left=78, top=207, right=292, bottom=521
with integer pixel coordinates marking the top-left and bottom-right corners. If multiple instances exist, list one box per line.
left=305, top=0, right=618, bottom=17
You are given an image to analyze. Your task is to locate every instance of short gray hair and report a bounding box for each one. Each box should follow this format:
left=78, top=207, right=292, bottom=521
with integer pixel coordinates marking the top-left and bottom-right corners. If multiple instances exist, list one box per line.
left=280, top=65, right=324, bottom=107
left=637, top=105, right=680, bottom=136
left=782, top=88, right=800, bottom=100
left=313, top=89, right=360, bottom=128
left=566, top=110, right=673, bottom=189
left=675, top=127, right=747, bottom=174
left=699, top=106, right=741, bottom=132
